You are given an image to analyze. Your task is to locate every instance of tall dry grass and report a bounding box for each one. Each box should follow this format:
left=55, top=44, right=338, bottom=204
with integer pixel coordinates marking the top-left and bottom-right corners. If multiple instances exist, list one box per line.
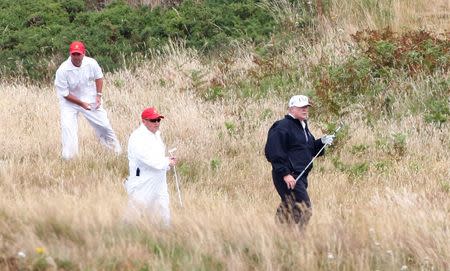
left=327, top=0, right=449, bottom=34
left=1, top=38, right=448, bottom=270
left=1, top=3, right=449, bottom=270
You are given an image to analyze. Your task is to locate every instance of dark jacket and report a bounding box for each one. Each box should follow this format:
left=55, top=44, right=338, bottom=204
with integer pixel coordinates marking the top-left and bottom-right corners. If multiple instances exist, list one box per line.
left=265, top=115, right=325, bottom=179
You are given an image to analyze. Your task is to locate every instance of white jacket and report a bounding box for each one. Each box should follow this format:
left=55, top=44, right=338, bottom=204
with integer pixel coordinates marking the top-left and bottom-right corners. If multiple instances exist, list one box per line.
left=125, top=124, right=171, bottom=225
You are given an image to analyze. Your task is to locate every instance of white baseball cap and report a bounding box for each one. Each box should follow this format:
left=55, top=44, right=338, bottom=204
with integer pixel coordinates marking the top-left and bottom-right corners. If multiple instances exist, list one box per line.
left=288, top=95, right=311, bottom=108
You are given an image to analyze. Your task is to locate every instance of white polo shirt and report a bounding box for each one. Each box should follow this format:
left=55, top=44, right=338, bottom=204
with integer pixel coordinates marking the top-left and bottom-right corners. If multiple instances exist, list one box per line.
left=54, top=56, right=103, bottom=105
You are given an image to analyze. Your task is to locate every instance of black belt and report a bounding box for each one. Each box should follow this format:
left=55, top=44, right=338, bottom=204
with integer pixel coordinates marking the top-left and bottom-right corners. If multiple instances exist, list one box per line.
left=136, top=167, right=140, bottom=176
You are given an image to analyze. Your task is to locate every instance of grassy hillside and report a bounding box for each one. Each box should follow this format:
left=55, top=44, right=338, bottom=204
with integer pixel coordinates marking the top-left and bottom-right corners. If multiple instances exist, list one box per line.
left=0, top=0, right=449, bottom=270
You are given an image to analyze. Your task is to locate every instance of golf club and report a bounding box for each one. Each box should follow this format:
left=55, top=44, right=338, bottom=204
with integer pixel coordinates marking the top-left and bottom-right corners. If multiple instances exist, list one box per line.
left=294, top=123, right=343, bottom=183
left=168, top=147, right=183, bottom=207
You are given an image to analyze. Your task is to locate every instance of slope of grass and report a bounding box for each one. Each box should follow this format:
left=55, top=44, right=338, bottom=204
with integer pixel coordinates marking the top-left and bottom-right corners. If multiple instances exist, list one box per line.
left=0, top=0, right=449, bottom=270
left=1, top=36, right=449, bottom=270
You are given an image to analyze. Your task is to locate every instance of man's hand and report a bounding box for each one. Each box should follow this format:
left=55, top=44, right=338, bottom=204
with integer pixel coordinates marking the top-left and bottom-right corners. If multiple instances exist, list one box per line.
left=95, top=95, right=102, bottom=109
left=283, top=174, right=296, bottom=189
left=81, top=102, right=92, bottom=111
left=63, top=93, right=92, bottom=110
left=321, top=134, right=335, bottom=145
left=169, top=157, right=177, bottom=167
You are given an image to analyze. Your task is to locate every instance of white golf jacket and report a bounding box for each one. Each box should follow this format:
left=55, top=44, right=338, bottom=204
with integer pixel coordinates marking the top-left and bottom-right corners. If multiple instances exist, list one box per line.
left=125, top=124, right=171, bottom=225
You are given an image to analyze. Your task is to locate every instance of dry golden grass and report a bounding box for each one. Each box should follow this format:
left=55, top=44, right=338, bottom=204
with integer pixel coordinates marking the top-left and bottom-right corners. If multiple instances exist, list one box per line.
left=1, top=39, right=449, bottom=270
left=1, top=6, right=449, bottom=270
left=327, top=0, right=449, bottom=34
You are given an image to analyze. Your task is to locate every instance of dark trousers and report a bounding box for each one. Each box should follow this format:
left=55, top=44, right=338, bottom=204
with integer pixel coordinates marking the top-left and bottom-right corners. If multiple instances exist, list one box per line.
left=273, top=171, right=312, bottom=227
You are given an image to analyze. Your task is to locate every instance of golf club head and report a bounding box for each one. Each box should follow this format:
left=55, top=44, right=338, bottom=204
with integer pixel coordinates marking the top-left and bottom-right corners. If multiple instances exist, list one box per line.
left=334, top=121, right=345, bottom=135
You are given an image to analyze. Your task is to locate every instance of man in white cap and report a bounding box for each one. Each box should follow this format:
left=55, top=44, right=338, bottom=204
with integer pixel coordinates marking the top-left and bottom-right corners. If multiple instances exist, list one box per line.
left=264, top=95, right=334, bottom=228
left=54, top=41, right=121, bottom=160
left=124, top=107, right=177, bottom=226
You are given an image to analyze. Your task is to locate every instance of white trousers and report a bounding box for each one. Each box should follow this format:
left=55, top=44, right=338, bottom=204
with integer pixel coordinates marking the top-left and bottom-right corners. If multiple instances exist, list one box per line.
left=60, top=104, right=122, bottom=160
left=124, top=194, right=171, bottom=227
left=124, top=175, right=171, bottom=227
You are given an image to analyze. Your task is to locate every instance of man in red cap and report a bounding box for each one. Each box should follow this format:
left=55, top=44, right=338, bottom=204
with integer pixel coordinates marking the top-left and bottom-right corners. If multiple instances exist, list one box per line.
left=54, top=41, right=121, bottom=160
left=124, top=107, right=177, bottom=226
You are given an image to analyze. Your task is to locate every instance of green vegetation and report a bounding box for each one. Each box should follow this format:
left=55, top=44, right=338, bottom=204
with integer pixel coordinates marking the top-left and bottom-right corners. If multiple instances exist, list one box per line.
left=3, top=1, right=446, bottom=125
left=0, top=2, right=449, bottom=268
left=0, top=0, right=278, bottom=81
left=425, top=98, right=450, bottom=126
left=314, top=29, right=449, bottom=118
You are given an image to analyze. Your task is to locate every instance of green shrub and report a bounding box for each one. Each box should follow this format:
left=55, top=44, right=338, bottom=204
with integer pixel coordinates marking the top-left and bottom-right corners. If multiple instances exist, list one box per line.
left=391, top=132, right=407, bottom=158
left=331, top=157, right=369, bottom=179
left=352, top=29, right=449, bottom=76
left=315, top=56, right=374, bottom=114
left=204, top=86, right=225, bottom=101
left=210, top=158, right=221, bottom=171
left=0, top=0, right=277, bottom=81
left=314, top=29, right=449, bottom=116
left=60, top=0, right=87, bottom=22
left=424, top=99, right=449, bottom=125
left=348, top=162, right=369, bottom=178
left=225, top=121, right=237, bottom=136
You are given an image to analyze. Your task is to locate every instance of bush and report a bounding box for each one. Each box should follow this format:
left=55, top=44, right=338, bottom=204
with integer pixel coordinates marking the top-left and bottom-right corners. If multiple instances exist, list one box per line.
left=0, top=0, right=277, bottom=81
left=424, top=99, right=450, bottom=126
left=314, top=29, right=449, bottom=116
left=352, top=29, right=449, bottom=76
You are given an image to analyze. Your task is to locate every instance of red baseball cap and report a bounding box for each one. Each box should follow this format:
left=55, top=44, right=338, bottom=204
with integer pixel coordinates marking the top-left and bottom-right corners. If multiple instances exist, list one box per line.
left=69, top=41, right=86, bottom=54
left=141, top=107, right=164, bottom=120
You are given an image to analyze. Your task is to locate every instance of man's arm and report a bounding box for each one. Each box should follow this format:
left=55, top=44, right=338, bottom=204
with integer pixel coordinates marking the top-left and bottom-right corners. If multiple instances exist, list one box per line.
left=95, top=78, right=103, bottom=109
left=131, top=135, right=171, bottom=171
left=64, top=94, right=92, bottom=110
left=55, top=67, right=92, bottom=110
left=265, top=124, right=298, bottom=189
left=265, top=125, right=291, bottom=177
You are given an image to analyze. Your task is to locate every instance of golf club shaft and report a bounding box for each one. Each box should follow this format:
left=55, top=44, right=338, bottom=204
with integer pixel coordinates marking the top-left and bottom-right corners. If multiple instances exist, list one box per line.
left=294, top=125, right=342, bottom=183
left=169, top=149, right=183, bottom=207
left=294, top=144, right=327, bottom=182
left=173, top=165, right=183, bottom=207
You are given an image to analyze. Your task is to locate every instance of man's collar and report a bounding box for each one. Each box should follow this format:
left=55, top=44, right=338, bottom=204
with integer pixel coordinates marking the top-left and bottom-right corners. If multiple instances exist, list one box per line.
left=285, top=114, right=307, bottom=125
left=141, top=124, right=160, bottom=136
